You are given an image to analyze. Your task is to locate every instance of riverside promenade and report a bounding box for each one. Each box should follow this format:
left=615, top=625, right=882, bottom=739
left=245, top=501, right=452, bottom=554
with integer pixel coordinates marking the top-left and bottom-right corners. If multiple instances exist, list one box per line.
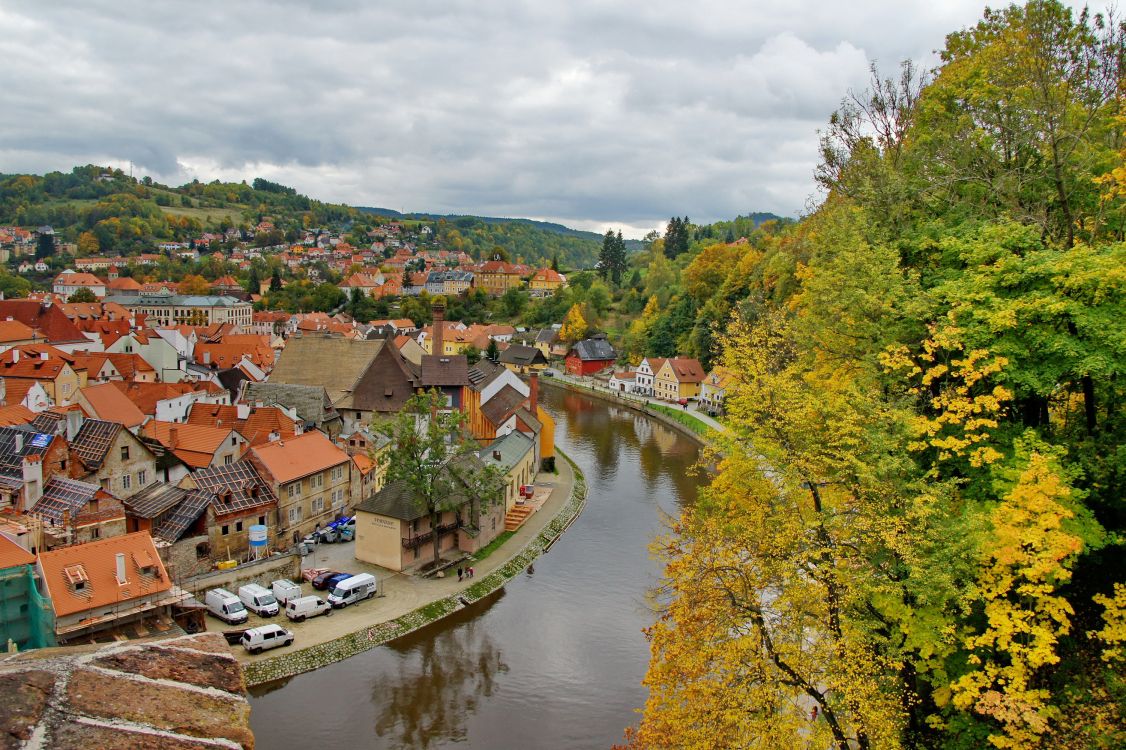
left=230, top=451, right=584, bottom=686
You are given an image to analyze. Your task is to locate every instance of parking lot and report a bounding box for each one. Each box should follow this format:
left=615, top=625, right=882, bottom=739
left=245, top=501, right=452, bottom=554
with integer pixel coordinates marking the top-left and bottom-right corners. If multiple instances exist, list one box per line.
left=203, top=465, right=572, bottom=665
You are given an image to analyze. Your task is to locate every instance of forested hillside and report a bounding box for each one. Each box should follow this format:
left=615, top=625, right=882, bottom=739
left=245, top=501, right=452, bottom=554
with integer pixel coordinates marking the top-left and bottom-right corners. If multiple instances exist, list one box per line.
left=627, top=3, right=1126, bottom=748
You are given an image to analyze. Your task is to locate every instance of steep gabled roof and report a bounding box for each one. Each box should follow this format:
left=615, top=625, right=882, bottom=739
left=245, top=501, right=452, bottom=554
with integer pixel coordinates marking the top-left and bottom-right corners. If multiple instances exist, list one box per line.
left=0, top=300, right=85, bottom=343
left=480, top=384, right=527, bottom=426
left=571, top=336, right=617, bottom=361
left=269, top=335, right=383, bottom=406
left=78, top=383, right=146, bottom=429
left=38, top=532, right=172, bottom=618
left=70, top=419, right=124, bottom=471
left=247, top=431, right=349, bottom=484
left=420, top=354, right=470, bottom=388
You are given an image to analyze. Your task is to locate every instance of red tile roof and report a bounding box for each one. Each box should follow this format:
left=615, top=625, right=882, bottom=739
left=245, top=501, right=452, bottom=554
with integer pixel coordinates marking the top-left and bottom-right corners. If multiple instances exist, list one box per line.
left=247, top=431, right=349, bottom=484
left=0, top=301, right=85, bottom=343
left=37, top=531, right=172, bottom=618
left=0, top=534, right=35, bottom=569
left=142, top=421, right=242, bottom=469
left=78, top=382, right=146, bottom=428
left=0, top=404, right=36, bottom=426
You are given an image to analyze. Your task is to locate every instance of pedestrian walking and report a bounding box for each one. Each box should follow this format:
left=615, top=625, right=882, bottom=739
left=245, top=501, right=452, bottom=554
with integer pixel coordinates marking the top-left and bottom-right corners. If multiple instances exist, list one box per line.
left=457, top=566, right=463, bottom=581
left=811, top=706, right=818, bottom=722
left=468, top=566, right=474, bottom=579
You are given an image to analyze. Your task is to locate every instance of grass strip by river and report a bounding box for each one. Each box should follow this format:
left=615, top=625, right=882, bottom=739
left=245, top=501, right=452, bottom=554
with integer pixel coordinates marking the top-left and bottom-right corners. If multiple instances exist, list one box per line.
left=243, top=451, right=589, bottom=687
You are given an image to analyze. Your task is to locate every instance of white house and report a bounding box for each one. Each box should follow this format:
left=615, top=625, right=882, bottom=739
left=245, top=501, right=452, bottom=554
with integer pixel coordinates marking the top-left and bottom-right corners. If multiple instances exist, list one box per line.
left=53, top=271, right=106, bottom=298
left=634, top=357, right=665, bottom=397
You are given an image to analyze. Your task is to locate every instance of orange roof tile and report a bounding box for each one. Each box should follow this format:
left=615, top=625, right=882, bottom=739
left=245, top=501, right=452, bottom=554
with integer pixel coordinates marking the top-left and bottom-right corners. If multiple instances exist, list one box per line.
left=0, top=404, right=37, bottom=426
left=352, top=453, right=375, bottom=475
left=0, top=320, right=36, bottom=343
left=141, top=421, right=242, bottom=469
left=0, top=534, right=35, bottom=569
left=38, top=532, right=172, bottom=618
left=247, top=431, right=349, bottom=484
left=78, top=382, right=146, bottom=428
left=109, top=381, right=221, bottom=416
left=185, top=403, right=296, bottom=445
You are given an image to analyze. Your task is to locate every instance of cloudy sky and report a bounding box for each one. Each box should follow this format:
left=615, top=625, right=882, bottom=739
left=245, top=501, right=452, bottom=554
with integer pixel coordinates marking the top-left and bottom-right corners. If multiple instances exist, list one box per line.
left=0, top=1, right=1059, bottom=236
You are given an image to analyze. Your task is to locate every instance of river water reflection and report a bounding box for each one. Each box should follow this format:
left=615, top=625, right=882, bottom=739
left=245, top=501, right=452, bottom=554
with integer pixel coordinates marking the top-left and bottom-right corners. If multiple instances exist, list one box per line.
left=248, top=386, right=704, bottom=749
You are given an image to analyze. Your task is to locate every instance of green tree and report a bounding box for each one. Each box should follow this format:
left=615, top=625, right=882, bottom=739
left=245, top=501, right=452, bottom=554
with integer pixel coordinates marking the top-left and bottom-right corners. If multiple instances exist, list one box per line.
left=66, top=287, right=97, bottom=303
left=375, top=390, right=502, bottom=566
left=246, top=267, right=261, bottom=295
left=270, top=267, right=283, bottom=291
left=663, top=216, right=690, bottom=259
left=485, top=338, right=500, bottom=363
left=35, top=232, right=55, bottom=260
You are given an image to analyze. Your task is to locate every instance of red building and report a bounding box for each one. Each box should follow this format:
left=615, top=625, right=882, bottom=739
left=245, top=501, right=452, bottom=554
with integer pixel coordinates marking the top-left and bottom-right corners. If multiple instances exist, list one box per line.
left=564, top=335, right=617, bottom=376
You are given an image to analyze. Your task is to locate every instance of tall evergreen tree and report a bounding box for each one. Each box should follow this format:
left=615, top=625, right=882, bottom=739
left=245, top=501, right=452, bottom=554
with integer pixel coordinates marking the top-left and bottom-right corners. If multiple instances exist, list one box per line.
left=269, top=267, right=283, bottom=291
left=246, top=267, right=260, bottom=295
left=35, top=232, right=54, bottom=260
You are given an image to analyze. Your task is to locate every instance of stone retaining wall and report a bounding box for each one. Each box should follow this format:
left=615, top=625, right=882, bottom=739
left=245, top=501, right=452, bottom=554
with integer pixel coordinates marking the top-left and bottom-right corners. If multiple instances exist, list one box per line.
left=244, top=451, right=589, bottom=686
left=183, top=553, right=301, bottom=599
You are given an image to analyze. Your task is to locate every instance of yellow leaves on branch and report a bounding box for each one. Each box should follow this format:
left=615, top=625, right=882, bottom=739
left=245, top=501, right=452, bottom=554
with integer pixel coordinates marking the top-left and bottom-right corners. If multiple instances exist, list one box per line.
left=951, top=453, right=1083, bottom=749
left=1092, top=583, right=1126, bottom=665
left=880, top=322, right=1010, bottom=469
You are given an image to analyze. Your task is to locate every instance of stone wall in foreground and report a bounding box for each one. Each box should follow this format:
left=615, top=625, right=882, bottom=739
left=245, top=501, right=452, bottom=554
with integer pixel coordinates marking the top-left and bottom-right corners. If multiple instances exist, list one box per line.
left=0, top=632, right=254, bottom=749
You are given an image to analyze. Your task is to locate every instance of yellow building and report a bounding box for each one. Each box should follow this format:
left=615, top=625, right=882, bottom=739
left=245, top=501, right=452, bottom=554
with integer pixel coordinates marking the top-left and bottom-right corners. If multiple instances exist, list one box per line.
left=474, top=261, right=525, bottom=296
left=529, top=268, right=566, bottom=296
left=654, top=357, right=706, bottom=402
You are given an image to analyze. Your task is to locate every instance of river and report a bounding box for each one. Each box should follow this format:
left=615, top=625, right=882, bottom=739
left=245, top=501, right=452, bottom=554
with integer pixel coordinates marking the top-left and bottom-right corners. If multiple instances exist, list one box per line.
left=247, top=386, right=704, bottom=749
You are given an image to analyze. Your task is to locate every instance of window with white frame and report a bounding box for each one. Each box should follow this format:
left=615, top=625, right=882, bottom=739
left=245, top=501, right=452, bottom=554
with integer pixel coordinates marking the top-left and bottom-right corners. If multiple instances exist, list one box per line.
left=288, top=505, right=301, bottom=525
left=121, top=474, right=131, bottom=490
left=311, top=497, right=324, bottom=514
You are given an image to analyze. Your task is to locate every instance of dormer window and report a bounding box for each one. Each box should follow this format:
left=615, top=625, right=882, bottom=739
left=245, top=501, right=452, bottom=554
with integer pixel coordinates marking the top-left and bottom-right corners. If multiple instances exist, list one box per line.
left=64, top=563, right=89, bottom=592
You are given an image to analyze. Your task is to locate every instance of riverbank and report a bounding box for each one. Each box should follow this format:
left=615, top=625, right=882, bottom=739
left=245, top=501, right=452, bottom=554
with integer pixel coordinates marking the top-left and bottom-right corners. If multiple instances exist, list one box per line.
left=540, top=375, right=721, bottom=447
left=242, top=450, right=587, bottom=687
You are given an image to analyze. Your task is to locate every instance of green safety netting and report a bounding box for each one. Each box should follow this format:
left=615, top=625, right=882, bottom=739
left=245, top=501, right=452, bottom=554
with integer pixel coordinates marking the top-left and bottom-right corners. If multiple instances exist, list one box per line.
left=0, top=565, right=55, bottom=652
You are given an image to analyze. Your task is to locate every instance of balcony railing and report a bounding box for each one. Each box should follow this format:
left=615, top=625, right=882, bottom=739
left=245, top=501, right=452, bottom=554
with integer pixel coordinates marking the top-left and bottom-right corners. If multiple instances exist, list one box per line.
left=401, top=517, right=463, bottom=549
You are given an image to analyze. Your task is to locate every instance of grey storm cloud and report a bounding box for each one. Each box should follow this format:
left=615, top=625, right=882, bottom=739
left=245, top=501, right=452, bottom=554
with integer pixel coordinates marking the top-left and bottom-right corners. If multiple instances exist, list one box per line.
left=0, top=0, right=1019, bottom=235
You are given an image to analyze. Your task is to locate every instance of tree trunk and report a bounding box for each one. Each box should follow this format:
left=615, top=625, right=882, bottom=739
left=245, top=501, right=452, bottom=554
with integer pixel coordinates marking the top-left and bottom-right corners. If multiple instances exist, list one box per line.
left=431, top=509, right=441, bottom=566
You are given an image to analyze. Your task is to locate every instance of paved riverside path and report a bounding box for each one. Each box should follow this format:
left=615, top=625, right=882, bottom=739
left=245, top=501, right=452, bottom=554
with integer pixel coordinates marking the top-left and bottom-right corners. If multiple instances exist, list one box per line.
left=545, top=370, right=729, bottom=434
left=213, top=454, right=577, bottom=666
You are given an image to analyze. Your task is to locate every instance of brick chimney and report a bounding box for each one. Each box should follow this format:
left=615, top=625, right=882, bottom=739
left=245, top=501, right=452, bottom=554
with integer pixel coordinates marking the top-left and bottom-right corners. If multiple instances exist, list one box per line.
left=169, top=426, right=179, bottom=450
left=529, top=371, right=539, bottom=414
left=431, top=298, right=445, bottom=356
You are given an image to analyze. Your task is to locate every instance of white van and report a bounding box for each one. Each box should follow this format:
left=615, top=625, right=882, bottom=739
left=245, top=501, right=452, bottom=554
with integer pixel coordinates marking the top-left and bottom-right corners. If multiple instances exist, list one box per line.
left=285, top=595, right=334, bottom=622
left=271, top=579, right=302, bottom=605
left=205, top=588, right=248, bottom=625
left=240, top=623, right=293, bottom=654
left=238, top=583, right=279, bottom=617
left=327, top=573, right=377, bottom=608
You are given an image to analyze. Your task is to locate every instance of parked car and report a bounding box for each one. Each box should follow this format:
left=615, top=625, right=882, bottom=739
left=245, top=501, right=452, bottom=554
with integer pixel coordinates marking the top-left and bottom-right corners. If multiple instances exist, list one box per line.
left=311, top=570, right=344, bottom=590
left=271, top=579, right=302, bottom=605
left=320, top=572, right=354, bottom=593
left=285, top=595, right=334, bottom=622
left=327, top=573, right=378, bottom=608
left=205, top=588, right=248, bottom=625
left=240, top=624, right=294, bottom=654
left=238, top=584, right=279, bottom=617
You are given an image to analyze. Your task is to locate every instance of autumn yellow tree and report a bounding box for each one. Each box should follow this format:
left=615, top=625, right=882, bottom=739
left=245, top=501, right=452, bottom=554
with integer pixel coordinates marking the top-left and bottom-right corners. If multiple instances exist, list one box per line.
left=77, top=230, right=99, bottom=256
left=951, top=452, right=1086, bottom=748
left=178, top=274, right=211, bottom=295
left=559, top=303, right=588, bottom=343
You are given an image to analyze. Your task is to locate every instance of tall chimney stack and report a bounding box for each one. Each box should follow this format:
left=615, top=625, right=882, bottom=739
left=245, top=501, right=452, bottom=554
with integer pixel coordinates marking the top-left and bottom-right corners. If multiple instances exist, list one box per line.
left=431, top=298, right=445, bottom=356
left=529, top=371, right=539, bottom=415
left=115, top=553, right=128, bottom=585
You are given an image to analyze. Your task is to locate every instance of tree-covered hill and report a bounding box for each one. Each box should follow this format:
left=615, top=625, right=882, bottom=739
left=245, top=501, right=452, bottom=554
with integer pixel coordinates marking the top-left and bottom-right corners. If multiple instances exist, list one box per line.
left=623, top=3, right=1126, bottom=748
